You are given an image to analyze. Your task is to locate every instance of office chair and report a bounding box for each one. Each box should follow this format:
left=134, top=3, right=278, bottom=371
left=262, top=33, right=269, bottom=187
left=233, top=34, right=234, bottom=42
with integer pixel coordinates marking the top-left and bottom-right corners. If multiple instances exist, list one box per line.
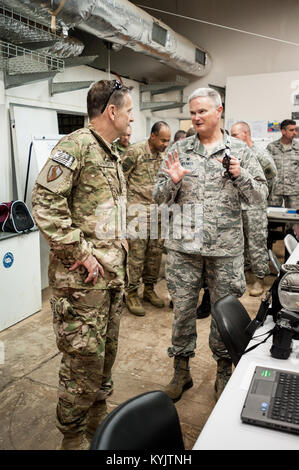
left=284, top=233, right=298, bottom=255
left=90, top=390, right=185, bottom=450
left=268, top=248, right=282, bottom=275
left=212, top=294, right=252, bottom=366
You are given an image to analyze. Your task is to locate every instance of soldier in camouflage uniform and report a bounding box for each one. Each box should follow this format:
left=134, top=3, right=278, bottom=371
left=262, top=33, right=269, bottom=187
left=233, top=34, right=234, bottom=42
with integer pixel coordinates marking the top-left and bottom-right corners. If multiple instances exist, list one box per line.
left=153, top=88, right=268, bottom=401
left=231, top=122, right=277, bottom=296
left=122, top=122, right=171, bottom=316
left=32, top=80, right=134, bottom=450
left=267, top=119, right=299, bottom=241
left=114, top=126, right=132, bottom=158
left=267, top=119, right=299, bottom=209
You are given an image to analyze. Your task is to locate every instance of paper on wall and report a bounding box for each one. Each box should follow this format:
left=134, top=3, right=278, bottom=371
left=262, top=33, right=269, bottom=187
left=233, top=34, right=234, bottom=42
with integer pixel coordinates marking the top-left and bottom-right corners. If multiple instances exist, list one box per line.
left=251, top=120, right=267, bottom=139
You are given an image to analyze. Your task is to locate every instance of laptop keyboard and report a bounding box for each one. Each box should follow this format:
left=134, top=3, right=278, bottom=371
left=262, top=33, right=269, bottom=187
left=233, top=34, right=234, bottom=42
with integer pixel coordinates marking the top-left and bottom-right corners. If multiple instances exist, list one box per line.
left=270, top=372, right=299, bottom=425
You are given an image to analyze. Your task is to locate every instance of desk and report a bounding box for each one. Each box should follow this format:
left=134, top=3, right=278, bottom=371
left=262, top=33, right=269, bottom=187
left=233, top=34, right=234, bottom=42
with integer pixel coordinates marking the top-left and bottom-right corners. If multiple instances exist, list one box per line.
left=193, top=317, right=299, bottom=450
left=267, top=207, right=299, bottom=224
left=0, top=230, right=41, bottom=332
left=193, top=244, right=299, bottom=450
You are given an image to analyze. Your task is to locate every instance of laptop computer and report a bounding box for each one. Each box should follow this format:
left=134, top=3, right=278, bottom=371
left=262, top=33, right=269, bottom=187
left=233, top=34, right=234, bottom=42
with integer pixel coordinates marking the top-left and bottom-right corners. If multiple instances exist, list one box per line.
left=241, top=366, right=299, bottom=435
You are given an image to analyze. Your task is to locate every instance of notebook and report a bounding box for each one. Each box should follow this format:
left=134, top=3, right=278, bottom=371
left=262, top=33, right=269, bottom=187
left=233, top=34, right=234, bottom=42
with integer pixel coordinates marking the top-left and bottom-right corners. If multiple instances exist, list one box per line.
left=241, top=366, right=299, bottom=435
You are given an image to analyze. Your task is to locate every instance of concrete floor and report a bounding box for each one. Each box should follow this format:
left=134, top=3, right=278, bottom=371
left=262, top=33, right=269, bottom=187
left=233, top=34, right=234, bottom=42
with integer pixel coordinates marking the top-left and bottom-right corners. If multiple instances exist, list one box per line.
left=0, top=242, right=284, bottom=450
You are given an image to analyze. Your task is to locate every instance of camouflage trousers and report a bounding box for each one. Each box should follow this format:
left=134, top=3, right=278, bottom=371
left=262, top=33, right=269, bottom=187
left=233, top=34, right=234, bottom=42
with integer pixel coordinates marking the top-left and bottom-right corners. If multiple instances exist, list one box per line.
left=166, top=249, right=246, bottom=361
left=50, top=287, right=122, bottom=435
left=242, top=208, right=270, bottom=278
left=127, top=237, right=164, bottom=292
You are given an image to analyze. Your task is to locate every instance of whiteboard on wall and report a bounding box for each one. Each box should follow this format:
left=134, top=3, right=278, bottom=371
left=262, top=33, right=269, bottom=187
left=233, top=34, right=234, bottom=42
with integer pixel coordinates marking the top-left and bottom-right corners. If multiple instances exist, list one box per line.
left=9, top=104, right=59, bottom=207
left=32, top=134, right=64, bottom=173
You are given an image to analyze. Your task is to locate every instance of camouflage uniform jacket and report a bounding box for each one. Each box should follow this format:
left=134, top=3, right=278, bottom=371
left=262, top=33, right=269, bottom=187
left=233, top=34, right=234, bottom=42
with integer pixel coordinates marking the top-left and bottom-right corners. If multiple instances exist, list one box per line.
left=153, top=133, right=268, bottom=257
left=122, top=139, right=165, bottom=206
left=241, top=142, right=277, bottom=210
left=114, top=140, right=129, bottom=158
left=32, top=123, right=127, bottom=290
left=266, top=138, right=299, bottom=196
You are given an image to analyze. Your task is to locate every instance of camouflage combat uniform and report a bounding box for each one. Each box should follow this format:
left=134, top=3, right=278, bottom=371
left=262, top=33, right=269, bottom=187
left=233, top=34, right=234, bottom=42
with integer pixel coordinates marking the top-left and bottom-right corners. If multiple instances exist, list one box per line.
left=32, top=123, right=127, bottom=436
left=122, top=139, right=164, bottom=292
left=242, top=143, right=277, bottom=277
left=267, top=138, right=299, bottom=208
left=153, top=132, right=268, bottom=361
left=114, top=140, right=129, bottom=159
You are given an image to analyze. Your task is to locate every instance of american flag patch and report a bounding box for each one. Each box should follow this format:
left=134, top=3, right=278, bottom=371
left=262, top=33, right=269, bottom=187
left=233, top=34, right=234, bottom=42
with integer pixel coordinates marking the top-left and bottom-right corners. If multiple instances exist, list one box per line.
left=52, top=150, right=75, bottom=168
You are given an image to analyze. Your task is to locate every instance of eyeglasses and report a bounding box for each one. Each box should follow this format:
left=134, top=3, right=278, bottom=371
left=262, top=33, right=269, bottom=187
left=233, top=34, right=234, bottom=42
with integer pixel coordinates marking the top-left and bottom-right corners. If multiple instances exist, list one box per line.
left=101, top=80, right=123, bottom=113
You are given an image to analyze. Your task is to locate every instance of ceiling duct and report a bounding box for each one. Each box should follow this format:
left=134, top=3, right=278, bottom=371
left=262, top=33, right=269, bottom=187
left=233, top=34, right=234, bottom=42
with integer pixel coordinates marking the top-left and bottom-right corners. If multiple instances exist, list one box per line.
left=2, top=0, right=211, bottom=77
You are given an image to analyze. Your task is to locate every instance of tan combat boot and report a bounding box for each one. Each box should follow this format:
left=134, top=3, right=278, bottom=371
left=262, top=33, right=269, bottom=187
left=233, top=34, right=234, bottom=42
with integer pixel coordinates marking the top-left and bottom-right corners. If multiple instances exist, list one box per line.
left=59, top=431, right=90, bottom=450
left=214, top=358, right=232, bottom=401
left=164, top=356, right=193, bottom=402
left=126, top=290, right=146, bottom=316
left=86, top=399, right=108, bottom=443
left=249, top=276, right=264, bottom=297
left=143, top=284, right=165, bottom=308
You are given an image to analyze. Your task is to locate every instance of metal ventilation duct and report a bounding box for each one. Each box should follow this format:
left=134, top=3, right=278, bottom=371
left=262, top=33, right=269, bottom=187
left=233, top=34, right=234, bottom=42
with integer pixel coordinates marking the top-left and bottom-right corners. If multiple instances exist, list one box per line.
left=2, top=0, right=211, bottom=77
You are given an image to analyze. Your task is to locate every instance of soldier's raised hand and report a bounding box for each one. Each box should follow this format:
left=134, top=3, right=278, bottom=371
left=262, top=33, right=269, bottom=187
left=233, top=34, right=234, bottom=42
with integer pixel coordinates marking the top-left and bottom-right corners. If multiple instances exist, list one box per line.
left=162, top=150, right=191, bottom=184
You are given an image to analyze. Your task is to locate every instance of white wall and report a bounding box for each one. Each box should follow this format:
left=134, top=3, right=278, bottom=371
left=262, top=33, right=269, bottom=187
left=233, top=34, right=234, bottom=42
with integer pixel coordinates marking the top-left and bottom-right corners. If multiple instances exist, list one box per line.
left=225, top=70, right=299, bottom=140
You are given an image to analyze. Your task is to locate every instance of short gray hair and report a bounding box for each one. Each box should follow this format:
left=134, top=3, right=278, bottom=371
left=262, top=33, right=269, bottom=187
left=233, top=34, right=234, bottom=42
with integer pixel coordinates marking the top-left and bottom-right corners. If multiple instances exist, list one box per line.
left=232, top=121, right=251, bottom=134
left=188, top=87, right=222, bottom=108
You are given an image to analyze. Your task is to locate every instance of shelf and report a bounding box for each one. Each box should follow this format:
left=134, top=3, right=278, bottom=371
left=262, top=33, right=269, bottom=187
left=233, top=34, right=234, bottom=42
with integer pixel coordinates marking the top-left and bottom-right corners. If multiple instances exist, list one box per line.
left=0, top=40, right=64, bottom=75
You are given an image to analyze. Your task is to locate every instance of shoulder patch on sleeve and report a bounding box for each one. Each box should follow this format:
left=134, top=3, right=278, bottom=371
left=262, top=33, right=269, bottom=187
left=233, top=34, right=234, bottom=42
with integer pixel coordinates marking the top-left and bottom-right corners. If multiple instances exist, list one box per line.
left=47, top=164, right=63, bottom=182
left=52, top=149, right=75, bottom=168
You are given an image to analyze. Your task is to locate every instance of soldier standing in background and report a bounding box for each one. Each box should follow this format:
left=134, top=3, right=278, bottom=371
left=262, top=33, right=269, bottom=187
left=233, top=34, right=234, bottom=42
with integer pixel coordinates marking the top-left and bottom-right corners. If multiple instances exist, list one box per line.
left=267, top=119, right=299, bottom=239
left=122, top=121, right=171, bottom=316
left=154, top=88, right=268, bottom=402
left=267, top=119, right=299, bottom=209
left=231, top=121, right=277, bottom=296
left=186, top=126, right=196, bottom=137
left=32, top=80, right=134, bottom=450
left=115, top=126, right=132, bottom=157
left=174, top=129, right=187, bottom=142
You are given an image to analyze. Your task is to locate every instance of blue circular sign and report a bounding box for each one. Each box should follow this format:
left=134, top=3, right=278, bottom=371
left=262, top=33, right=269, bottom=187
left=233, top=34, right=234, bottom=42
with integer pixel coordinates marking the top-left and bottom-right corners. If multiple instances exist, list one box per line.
left=3, top=252, right=14, bottom=268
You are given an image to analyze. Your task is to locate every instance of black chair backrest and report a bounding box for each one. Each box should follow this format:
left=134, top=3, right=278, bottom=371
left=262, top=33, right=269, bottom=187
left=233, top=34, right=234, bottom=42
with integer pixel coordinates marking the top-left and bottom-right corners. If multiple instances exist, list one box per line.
left=90, top=390, right=185, bottom=450
left=212, top=295, right=252, bottom=366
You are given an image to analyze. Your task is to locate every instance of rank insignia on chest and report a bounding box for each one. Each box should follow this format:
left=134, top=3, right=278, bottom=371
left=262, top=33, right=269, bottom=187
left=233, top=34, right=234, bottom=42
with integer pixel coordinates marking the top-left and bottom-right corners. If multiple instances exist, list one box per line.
left=47, top=164, right=63, bottom=182
left=52, top=149, right=75, bottom=168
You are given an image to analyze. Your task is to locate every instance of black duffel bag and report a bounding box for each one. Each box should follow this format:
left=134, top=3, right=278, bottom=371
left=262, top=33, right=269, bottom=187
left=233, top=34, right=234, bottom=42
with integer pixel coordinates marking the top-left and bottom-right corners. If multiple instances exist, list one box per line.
left=0, top=200, right=34, bottom=233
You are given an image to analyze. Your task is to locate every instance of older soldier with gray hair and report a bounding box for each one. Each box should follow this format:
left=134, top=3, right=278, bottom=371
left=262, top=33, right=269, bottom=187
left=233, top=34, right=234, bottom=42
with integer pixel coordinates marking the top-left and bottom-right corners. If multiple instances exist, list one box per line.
left=154, top=87, right=268, bottom=401
left=32, top=79, right=134, bottom=450
left=231, top=121, right=277, bottom=296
